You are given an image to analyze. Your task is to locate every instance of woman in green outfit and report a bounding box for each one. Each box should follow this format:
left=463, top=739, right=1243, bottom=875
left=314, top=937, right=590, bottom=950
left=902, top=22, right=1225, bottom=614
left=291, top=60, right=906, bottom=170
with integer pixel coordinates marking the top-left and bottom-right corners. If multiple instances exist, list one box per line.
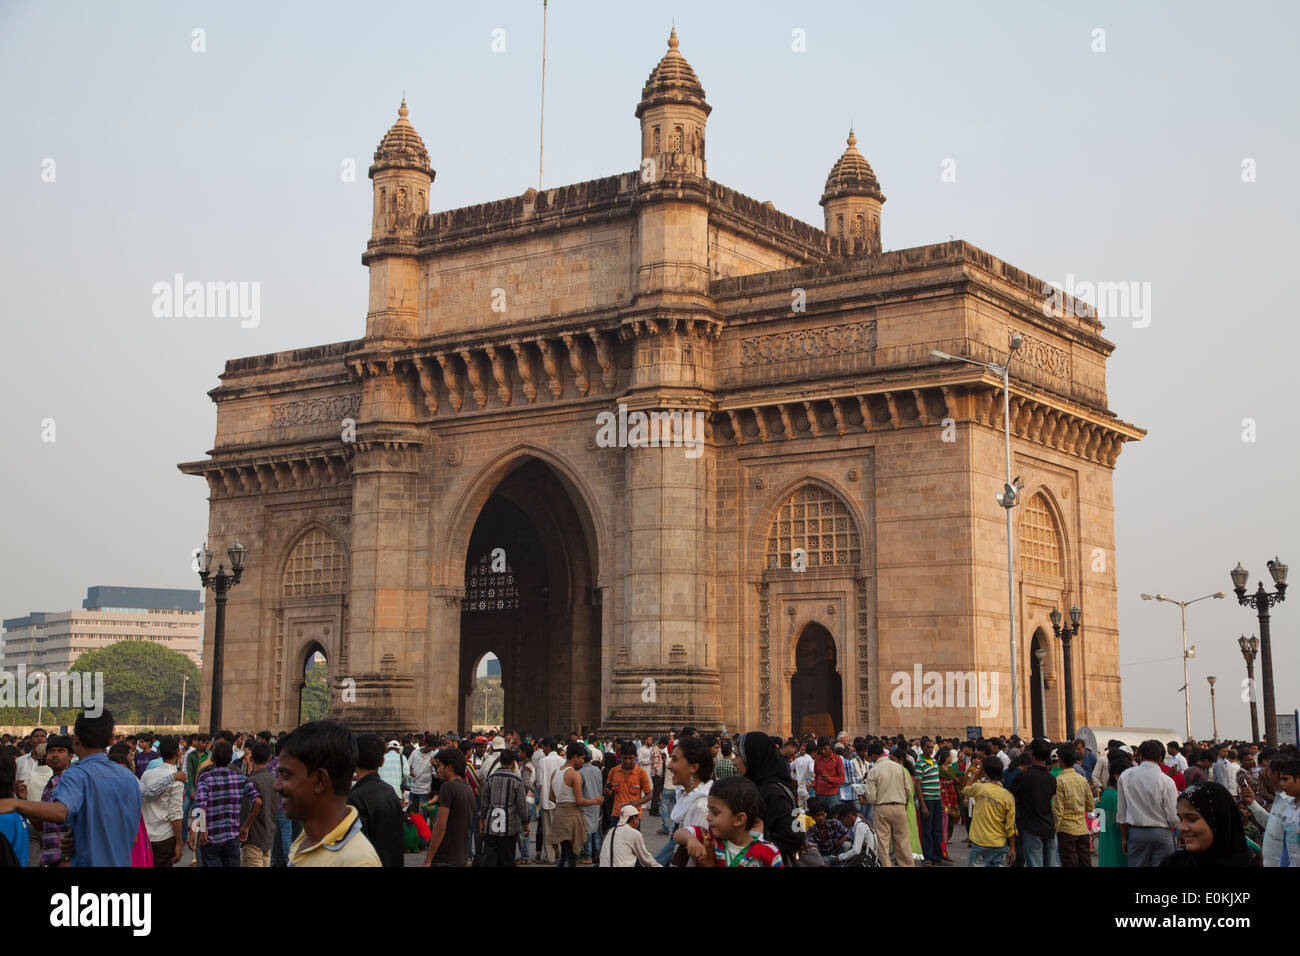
left=1098, top=751, right=1132, bottom=867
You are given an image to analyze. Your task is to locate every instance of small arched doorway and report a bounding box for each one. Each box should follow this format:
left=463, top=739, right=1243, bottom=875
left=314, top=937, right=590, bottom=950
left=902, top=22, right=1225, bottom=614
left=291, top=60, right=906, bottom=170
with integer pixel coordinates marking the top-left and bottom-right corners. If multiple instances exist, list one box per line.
left=299, top=645, right=329, bottom=725
left=791, top=623, right=842, bottom=737
left=470, top=652, right=504, bottom=732
left=1029, top=629, right=1048, bottom=739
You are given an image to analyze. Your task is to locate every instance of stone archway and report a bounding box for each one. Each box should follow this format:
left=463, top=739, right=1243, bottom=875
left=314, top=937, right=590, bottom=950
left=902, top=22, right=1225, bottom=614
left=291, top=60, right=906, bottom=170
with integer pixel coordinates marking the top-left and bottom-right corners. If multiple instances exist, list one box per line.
left=791, top=622, right=842, bottom=737
left=454, top=458, right=602, bottom=735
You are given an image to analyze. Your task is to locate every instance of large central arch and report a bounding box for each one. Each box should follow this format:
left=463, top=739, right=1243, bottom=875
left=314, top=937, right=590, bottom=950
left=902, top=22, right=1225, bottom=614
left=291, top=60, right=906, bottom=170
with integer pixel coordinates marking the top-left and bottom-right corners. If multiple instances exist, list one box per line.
left=448, top=454, right=604, bottom=734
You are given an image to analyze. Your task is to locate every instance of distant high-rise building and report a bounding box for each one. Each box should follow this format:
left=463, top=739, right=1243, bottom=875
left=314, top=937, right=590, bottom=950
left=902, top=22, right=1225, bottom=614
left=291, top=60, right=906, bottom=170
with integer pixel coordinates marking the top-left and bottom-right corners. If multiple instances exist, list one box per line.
left=2, top=586, right=203, bottom=672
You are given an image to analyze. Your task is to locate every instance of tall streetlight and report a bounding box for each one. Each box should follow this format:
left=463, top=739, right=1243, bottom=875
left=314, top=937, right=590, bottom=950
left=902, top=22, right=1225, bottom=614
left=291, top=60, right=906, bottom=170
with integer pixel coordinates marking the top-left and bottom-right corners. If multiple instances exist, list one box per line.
left=180, top=674, right=188, bottom=727
left=1206, top=676, right=1219, bottom=744
left=1237, top=634, right=1260, bottom=743
left=1139, top=591, right=1225, bottom=740
left=197, top=540, right=247, bottom=737
left=1033, top=646, right=1048, bottom=738
left=932, top=334, right=1023, bottom=735
left=1050, top=605, right=1082, bottom=739
left=1230, top=558, right=1287, bottom=744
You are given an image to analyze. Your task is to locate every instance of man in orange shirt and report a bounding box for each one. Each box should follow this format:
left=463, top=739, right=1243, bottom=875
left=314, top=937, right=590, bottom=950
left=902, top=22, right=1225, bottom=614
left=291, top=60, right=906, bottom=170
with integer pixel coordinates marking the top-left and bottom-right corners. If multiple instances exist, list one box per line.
left=605, top=742, right=652, bottom=819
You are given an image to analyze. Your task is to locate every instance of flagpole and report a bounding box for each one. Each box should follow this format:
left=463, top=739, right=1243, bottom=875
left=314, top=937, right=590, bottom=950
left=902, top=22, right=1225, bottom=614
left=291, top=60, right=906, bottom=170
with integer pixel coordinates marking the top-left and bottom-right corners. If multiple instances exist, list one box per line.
left=539, top=0, right=548, bottom=190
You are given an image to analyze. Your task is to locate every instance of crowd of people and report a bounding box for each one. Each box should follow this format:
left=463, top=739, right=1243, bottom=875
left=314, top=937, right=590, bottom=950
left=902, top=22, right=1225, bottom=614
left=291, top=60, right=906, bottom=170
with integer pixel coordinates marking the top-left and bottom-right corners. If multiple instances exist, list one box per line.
left=1, top=712, right=1297, bottom=868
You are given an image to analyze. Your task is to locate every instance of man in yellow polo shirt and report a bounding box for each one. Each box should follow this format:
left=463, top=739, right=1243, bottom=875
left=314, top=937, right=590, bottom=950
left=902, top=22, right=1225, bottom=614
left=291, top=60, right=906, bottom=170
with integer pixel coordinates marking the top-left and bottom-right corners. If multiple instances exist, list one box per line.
left=1051, top=744, right=1095, bottom=866
left=961, top=756, right=1018, bottom=867
left=276, top=720, right=381, bottom=868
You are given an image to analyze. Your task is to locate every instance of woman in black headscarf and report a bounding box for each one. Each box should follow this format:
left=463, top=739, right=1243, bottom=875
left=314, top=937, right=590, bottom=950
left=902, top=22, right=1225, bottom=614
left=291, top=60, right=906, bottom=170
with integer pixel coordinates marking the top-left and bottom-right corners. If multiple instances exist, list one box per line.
left=1160, top=781, right=1256, bottom=867
left=735, top=731, right=802, bottom=862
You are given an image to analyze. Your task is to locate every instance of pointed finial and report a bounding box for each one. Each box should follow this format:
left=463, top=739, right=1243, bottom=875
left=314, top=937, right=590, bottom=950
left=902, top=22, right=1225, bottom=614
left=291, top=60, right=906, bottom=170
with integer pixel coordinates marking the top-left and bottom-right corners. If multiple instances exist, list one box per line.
left=847, top=127, right=857, bottom=148
left=398, top=97, right=409, bottom=120
left=668, top=27, right=679, bottom=50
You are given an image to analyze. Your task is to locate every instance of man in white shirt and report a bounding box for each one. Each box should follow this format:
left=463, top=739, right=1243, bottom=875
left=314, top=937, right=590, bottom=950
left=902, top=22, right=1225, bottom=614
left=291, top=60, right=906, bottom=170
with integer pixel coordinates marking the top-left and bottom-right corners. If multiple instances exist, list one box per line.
left=1116, top=739, right=1179, bottom=866
left=15, top=728, right=44, bottom=796
left=792, top=743, right=815, bottom=809
left=533, top=737, right=565, bottom=864
left=637, top=736, right=654, bottom=775
left=407, top=736, right=435, bottom=813
left=598, top=804, right=661, bottom=867
left=1163, top=741, right=1189, bottom=773
left=139, top=736, right=187, bottom=866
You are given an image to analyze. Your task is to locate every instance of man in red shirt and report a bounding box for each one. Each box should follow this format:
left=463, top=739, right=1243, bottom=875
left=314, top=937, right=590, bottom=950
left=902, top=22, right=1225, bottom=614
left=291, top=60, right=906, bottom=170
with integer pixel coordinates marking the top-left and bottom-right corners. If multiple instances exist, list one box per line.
left=812, top=736, right=845, bottom=811
left=605, top=742, right=652, bottom=819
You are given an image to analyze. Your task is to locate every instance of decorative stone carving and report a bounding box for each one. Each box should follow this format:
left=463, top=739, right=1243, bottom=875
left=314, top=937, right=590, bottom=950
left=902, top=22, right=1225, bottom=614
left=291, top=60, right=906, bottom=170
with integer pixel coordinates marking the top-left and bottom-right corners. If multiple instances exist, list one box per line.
left=435, top=354, right=463, bottom=411
left=485, top=345, right=511, bottom=405
left=740, top=320, right=877, bottom=366
left=590, top=330, right=616, bottom=391
left=270, top=394, right=362, bottom=428
left=459, top=350, right=487, bottom=409
left=511, top=342, right=537, bottom=403
left=562, top=334, right=590, bottom=397
left=537, top=339, right=563, bottom=398
left=1010, top=328, right=1070, bottom=377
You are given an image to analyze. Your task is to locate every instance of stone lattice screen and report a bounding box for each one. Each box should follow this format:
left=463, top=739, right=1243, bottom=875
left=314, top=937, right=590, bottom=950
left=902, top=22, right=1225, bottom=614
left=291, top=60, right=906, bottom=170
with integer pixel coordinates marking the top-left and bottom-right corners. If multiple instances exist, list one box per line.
left=766, top=486, right=861, bottom=569
left=1020, top=494, right=1063, bottom=577
left=282, top=530, right=347, bottom=597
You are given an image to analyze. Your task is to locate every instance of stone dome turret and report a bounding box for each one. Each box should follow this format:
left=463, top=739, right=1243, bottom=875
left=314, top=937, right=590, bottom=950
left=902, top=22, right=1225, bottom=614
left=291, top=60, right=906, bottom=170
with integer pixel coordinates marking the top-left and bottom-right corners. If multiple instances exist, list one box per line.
left=636, top=29, right=711, bottom=119
left=820, top=129, right=884, bottom=206
left=371, top=99, right=433, bottom=175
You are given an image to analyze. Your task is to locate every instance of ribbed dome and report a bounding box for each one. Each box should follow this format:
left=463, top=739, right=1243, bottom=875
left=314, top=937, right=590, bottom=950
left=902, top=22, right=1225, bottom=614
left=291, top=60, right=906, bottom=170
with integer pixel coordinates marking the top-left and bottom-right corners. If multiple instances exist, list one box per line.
left=820, top=129, right=884, bottom=205
left=372, top=99, right=432, bottom=172
left=635, top=29, right=711, bottom=118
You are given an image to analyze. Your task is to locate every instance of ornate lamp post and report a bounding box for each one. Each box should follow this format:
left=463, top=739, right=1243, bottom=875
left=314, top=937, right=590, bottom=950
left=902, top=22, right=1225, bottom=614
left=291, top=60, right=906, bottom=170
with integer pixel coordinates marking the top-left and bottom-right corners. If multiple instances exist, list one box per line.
left=1207, top=676, right=1219, bottom=744
left=1230, top=557, right=1287, bottom=743
left=1033, top=646, right=1048, bottom=738
left=1050, top=605, right=1082, bottom=739
left=933, top=335, right=1023, bottom=735
left=1237, top=634, right=1260, bottom=743
left=197, top=541, right=247, bottom=737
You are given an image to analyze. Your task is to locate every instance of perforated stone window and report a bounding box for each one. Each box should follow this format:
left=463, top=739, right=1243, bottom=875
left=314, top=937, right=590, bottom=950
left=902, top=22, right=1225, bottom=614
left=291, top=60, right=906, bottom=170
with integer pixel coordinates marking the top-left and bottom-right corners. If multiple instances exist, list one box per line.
left=653, top=126, right=661, bottom=152
left=464, top=552, right=519, bottom=612
left=283, top=530, right=346, bottom=597
left=766, top=485, right=861, bottom=569
left=672, top=125, right=683, bottom=152
left=1021, top=494, right=1063, bottom=577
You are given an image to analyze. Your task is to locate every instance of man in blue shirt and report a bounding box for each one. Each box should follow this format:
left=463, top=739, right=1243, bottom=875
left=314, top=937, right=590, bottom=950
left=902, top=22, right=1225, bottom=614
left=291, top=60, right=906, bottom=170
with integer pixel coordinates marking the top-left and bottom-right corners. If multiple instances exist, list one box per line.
left=0, top=709, right=146, bottom=866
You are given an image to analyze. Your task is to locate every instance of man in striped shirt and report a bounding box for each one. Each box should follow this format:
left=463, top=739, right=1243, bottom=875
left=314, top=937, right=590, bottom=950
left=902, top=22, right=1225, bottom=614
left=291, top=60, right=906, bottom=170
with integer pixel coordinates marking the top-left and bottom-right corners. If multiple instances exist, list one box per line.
left=915, top=737, right=947, bottom=865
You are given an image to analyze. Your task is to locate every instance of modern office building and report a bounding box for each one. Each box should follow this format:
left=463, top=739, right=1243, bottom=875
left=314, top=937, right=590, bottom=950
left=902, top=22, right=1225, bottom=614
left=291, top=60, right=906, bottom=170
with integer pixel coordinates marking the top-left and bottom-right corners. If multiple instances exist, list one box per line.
left=1, top=586, right=204, bottom=672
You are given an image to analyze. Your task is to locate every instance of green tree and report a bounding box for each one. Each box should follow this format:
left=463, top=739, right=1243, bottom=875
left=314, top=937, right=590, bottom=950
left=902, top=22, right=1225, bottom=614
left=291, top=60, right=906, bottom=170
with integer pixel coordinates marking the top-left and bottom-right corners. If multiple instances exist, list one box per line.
left=298, top=654, right=330, bottom=724
left=71, top=640, right=201, bottom=725
left=0, top=640, right=201, bottom=726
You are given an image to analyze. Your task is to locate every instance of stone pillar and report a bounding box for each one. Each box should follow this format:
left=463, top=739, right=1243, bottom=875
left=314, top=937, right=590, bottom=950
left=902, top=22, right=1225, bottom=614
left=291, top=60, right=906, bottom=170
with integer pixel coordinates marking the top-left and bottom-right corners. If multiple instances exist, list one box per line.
left=344, top=435, right=425, bottom=732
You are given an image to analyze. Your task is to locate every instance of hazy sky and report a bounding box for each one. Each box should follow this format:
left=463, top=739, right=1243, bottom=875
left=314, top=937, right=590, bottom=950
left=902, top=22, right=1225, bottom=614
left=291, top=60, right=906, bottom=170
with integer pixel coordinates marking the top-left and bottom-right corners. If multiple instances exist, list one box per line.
left=2, top=1, right=1296, bottom=740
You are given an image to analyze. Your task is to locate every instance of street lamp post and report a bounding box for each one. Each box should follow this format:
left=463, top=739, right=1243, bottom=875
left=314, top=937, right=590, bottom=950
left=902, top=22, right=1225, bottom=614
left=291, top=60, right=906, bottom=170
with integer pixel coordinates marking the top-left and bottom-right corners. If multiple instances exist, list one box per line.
left=180, top=674, right=188, bottom=727
left=1207, top=676, right=1219, bottom=744
left=932, top=335, right=1023, bottom=736
left=1230, top=558, right=1287, bottom=744
left=1237, top=634, right=1260, bottom=743
left=1034, top=646, right=1048, bottom=738
left=1050, top=605, right=1082, bottom=740
left=1139, top=591, right=1225, bottom=740
left=197, top=541, right=247, bottom=737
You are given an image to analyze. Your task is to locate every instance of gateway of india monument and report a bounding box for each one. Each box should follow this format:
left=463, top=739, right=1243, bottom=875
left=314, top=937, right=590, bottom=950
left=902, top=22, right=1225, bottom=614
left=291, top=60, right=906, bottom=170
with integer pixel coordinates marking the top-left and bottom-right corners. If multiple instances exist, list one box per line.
left=180, top=31, right=1143, bottom=739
